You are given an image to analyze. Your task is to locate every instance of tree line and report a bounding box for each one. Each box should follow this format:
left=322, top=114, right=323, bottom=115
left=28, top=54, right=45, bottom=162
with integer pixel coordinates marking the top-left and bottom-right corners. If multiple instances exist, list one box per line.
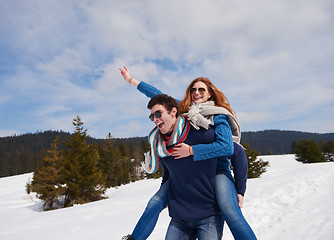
left=241, top=130, right=334, bottom=154
left=1, top=127, right=334, bottom=179
left=25, top=116, right=161, bottom=210
left=23, top=116, right=271, bottom=210
left=5, top=115, right=331, bottom=210
left=0, top=131, right=150, bottom=179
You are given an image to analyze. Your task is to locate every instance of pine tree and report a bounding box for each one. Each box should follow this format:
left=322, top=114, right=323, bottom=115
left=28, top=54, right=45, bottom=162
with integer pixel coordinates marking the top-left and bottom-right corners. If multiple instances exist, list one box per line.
left=117, top=141, right=131, bottom=185
left=0, top=153, right=10, bottom=177
left=61, top=116, right=106, bottom=207
left=295, top=139, right=325, bottom=163
left=319, top=140, right=334, bottom=153
left=99, top=133, right=121, bottom=187
left=291, top=140, right=297, bottom=153
left=243, top=142, right=270, bottom=178
left=26, top=137, right=66, bottom=210
left=319, top=140, right=334, bottom=161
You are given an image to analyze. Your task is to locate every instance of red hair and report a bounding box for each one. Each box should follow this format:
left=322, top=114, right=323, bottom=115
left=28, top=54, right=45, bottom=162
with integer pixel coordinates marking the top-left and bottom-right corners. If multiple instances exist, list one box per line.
left=178, top=77, right=235, bottom=117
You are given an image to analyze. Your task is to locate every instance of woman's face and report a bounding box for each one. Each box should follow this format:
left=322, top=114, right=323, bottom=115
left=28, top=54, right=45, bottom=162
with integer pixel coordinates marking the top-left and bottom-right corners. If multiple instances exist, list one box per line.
left=190, top=81, right=211, bottom=104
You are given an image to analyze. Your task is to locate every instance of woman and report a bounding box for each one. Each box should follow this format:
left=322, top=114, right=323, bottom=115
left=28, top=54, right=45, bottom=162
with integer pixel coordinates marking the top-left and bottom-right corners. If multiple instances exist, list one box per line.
left=120, top=67, right=257, bottom=240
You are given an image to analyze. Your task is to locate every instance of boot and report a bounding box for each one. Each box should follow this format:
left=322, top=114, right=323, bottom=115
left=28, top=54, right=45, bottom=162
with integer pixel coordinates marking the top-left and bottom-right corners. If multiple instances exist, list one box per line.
left=122, top=234, right=135, bottom=240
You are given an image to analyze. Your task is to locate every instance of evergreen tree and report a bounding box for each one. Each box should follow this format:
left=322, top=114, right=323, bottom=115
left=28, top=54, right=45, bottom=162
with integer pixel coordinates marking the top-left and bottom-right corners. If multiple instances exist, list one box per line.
left=0, top=153, right=10, bottom=177
left=291, top=140, right=297, bottom=153
left=26, top=137, right=66, bottom=210
left=319, top=140, right=334, bottom=153
left=243, top=142, right=270, bottom=178
left=99, top=133, right=122, bottom=187
left=319, top=140, right=334, bottom=161
left=149, top=167, right=164, bottom=179
left=295, top=139, right=326, bottom=163
left=2, top=130, right=334, bottom=178
left=61, top=116, right=106, bottom=207
left=117, top=141, right=131, bottom=185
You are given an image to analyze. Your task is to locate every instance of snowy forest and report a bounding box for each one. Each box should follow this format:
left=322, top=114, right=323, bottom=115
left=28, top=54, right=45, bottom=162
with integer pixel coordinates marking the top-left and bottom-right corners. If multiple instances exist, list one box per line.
left=1, top=116, right=334, bottom=211
left=1, top=122, right=333, bottom=179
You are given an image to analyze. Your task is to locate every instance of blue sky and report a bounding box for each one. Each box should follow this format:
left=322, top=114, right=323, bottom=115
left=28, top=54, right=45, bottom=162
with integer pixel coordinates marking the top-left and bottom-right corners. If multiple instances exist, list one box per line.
left=1, top=0, right=333, bottom=139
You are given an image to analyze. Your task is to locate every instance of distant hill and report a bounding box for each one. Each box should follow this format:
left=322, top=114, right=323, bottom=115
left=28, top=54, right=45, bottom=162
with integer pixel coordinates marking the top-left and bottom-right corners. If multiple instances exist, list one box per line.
left=0, top=130, right=148, bottom=178
left=1, top=130, right=334, bottom=178
left=241, top=130, right=334, bottom=154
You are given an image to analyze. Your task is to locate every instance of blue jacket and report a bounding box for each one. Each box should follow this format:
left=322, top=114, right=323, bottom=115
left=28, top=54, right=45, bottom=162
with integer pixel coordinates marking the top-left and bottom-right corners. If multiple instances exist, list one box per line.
left=138, top=81, right=247, bottom=195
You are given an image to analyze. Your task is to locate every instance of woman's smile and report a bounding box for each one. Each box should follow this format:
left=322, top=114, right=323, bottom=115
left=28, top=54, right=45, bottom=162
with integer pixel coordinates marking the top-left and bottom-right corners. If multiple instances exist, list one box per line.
left=191, top=81, right=211, bottom=104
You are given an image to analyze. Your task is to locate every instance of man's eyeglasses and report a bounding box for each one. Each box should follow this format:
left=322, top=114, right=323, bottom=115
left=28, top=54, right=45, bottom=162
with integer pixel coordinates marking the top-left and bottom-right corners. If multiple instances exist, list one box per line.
left=149, top=110, right=164, bottom=121
left=190, top=87, right=206, bottom=94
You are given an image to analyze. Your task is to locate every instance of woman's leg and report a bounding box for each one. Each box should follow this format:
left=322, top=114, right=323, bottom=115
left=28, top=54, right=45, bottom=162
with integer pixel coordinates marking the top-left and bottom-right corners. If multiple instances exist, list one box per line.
left=215, top=173, right=257, bottom=240
left=131, top=181, right=169, bottom=240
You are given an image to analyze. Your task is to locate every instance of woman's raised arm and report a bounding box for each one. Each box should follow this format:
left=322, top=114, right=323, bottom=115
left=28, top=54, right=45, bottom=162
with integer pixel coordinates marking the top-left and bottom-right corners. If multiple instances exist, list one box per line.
left=119, top=66, right=167, bottom=99
left=119, top=66, right=141, bottom=88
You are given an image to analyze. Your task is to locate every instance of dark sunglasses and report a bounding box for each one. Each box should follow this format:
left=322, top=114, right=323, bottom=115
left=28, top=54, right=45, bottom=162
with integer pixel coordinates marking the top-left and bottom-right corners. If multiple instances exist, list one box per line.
left=149, top=110, right=163, bottom=121
left=190, top=87, right=206, bottom=94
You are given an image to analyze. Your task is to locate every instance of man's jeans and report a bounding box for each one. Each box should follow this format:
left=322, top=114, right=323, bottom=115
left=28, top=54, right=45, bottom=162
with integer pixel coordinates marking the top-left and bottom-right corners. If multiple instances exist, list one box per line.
left=132, top=172, right=257, bottom=240
left=165, top=215, right=223, bottom=240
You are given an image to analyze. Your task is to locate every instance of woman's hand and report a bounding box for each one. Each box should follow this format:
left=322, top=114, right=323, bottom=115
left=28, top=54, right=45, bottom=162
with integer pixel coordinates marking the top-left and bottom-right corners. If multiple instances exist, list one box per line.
left=119, top=66, right=140, bottom=87
left=119, top=66, right=132, bottom=83
left=238, top=194, right=244, bottom=208
left=172, top=143, right=193, bottom=159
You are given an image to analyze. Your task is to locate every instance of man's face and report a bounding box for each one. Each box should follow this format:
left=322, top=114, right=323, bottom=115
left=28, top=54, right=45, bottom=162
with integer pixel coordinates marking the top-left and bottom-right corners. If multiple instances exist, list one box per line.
left=150, top=104, right=177, bottom=134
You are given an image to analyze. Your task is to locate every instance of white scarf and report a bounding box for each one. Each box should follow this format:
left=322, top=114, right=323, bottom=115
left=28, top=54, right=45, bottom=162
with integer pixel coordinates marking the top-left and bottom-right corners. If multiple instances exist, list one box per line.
left=181, top=101, right=241, bottom=144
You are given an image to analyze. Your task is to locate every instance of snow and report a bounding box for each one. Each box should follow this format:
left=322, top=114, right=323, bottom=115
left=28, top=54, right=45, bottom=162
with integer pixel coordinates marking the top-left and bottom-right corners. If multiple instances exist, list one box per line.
left=1, top=155, right=334, bottom=240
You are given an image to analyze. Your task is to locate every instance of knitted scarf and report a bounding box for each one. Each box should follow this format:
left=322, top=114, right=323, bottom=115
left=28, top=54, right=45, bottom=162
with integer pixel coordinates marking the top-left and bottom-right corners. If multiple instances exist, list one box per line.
left=181, top=101, right=241, bottom=144
left=142, top=116, right=190, bottom=174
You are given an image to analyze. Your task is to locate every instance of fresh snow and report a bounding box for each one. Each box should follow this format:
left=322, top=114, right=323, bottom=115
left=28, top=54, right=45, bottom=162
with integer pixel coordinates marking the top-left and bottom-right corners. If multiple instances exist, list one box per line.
left=0, top=155, right=334, bottom=240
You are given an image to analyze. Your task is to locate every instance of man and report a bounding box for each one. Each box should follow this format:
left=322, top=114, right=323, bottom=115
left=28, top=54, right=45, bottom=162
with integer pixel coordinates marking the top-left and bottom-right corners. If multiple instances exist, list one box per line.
left=146, top=94, right=224, bottom=240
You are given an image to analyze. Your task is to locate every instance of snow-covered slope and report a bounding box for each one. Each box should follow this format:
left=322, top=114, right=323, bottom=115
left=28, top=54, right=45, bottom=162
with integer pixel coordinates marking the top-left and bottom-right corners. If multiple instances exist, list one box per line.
left=0, top=155, right=333, bottom=240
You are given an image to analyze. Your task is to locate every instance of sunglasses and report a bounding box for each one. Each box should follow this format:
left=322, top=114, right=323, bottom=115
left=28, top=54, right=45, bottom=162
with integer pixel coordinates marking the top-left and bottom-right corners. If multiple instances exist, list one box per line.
left=190, top=87, right=206, bottom=94
left=149, top=110, right=165, bottom=121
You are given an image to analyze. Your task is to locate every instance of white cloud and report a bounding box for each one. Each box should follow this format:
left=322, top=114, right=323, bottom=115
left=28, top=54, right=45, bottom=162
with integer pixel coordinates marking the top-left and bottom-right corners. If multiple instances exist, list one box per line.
left=0, top=0, right=333, bottom=137
left=238, top=111, right=276, bottom=125
left=36, top=48, right=89, bottom=79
